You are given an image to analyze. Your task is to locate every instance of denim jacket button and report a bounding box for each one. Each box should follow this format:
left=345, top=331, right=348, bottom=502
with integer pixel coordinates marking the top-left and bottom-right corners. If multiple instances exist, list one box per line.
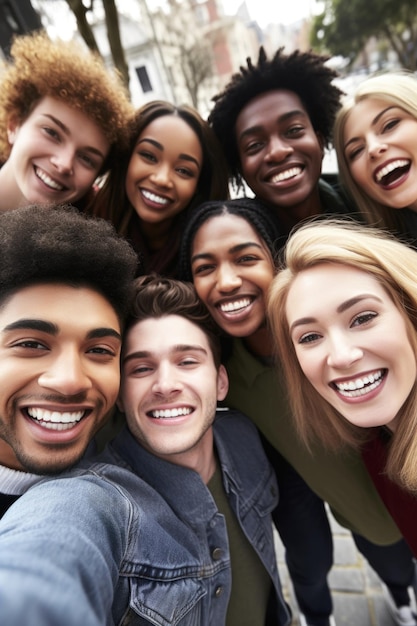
left=212, top=547, right=223, bottom=560
left=215, top=586, right=224, bottom=597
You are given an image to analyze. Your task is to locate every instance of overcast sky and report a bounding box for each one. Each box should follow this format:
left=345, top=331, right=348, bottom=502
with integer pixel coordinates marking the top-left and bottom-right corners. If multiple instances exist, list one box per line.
left=222, top=0, right=323, bottom=27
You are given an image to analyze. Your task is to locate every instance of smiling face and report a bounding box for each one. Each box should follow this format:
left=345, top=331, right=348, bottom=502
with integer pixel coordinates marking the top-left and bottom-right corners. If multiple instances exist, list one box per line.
left=125, top=115, right=203, bottom=226
left=235, top=90, right=324, bottom=222
left=343, top=98, right=417, bottom=211
left=2, top=96, right=110, bottom=210
left=286, top=263, right=417, bottom=431
left=191, top=214, right=275, bottom=342
left=119, top=315, right=228, bottom=478
left=0, top=283, right=121, bottom=474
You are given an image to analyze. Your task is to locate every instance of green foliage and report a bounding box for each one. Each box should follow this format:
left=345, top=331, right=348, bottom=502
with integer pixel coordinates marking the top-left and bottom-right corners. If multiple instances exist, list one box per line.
left=310, top=0, right=417, bottom=70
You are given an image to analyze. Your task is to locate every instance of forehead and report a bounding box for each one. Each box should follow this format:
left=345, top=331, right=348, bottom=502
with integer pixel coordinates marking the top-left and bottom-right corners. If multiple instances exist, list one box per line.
left=125, top=315, right=212, bottom=354
left=193, top=214, right=264, bottom=251
left=139, top=115, right=201, bottom=148
left=236, top=89, right=311, bottom=132
left=344, top=98, right=394, bottom=135
left=287, top=263, right=387, bottom=310
left=0, top=283, right=120, bottom=331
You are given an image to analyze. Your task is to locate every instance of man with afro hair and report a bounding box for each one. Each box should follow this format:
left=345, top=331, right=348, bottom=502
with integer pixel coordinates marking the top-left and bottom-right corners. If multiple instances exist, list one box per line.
left=0, top=32, right=133, bottom=212
left=209, top=47, right=352, bottom=231
left=208, top=47, right=417, bottom=626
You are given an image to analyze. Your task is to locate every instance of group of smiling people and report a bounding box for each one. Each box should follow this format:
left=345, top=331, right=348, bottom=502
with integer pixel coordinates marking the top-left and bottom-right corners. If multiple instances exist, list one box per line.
left=2, top=28, right=417, bottom=626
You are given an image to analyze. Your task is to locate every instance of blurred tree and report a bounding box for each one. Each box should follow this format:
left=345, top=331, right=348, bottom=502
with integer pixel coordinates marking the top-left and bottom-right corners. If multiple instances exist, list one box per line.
left=154, top=0, right=215, bottom=108
left=65, top=0, right=129, bottom=90
left=311, top=0, right=417, bottom=71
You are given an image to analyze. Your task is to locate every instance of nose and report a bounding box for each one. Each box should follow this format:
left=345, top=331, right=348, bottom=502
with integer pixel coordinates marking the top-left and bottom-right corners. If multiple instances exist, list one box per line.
left=150, top=163, right=173, bottom=188
left=266, top=135, right=293, bottom=162
left=367, top=135, right=388, bottom=160
left=50, top=147, right=75, bottom=175
left=152, top=362, right=183, bottom=396
left=326, top=334, right=363, bottom=370
left=38, top=349, right=92, bottom=396
left=216, top=264, right=242, bottom=293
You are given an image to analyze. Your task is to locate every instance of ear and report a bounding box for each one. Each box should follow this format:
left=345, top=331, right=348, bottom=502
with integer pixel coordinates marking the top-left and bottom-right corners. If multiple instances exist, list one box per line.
left=6, top=117, right=19, bottom=145
left=216, top=364, right=229, bottom=402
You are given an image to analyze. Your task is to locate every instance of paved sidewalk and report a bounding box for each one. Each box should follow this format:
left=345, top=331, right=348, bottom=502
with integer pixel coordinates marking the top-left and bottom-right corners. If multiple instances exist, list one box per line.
left=275, top=507, right=416, bottom=626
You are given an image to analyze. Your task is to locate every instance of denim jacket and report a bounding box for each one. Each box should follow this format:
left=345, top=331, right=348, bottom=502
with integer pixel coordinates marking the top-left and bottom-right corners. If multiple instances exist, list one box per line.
left=0, top=409, right=290, bottom=626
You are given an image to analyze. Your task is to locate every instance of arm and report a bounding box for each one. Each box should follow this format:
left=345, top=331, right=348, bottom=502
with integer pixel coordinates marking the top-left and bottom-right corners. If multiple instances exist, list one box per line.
left=0, top=473, right=132, bottom=626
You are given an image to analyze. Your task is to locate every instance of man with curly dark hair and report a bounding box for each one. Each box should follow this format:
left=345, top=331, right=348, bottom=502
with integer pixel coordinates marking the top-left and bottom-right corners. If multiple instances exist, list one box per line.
left=0, top=32, right=133, bottom=212
left=0, top=204, right=137, bottom=518
left=207, top=47, right=417, bottom=626
left=209, top=47, right=350, bottom=231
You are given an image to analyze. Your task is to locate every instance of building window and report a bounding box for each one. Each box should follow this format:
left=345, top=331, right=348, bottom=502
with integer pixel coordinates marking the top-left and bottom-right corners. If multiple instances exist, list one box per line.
left=135, top=66, right=152, bottom=93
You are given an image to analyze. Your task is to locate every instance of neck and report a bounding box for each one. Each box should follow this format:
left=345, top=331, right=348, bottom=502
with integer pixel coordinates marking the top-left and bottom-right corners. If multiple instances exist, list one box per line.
left=264, top=187, right=322, bottom=234
left=0, top=162, right=27, bottom=212
left=243, top=326, right=273, bottom=359
left=138, top=216, right=176, bottom=251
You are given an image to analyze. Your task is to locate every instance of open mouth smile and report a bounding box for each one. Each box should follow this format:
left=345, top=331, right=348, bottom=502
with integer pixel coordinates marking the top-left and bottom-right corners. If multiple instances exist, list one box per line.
left=148, top=407, right=193, bottom=419
left=218, top=297, right=253, bottom=314
left=25, top=407, right=88, bottom=431
left=141, top=188, right=170, bottom=206
left=331, top=369, right=386, bottom=398
left=269, top=166, right=303, bottom=184
left=34, top=167, right=66, bottom=191
left=374, top=160, right=410, bottom=187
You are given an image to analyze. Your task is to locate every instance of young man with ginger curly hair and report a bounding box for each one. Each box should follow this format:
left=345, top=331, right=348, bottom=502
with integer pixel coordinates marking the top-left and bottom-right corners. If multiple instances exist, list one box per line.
left=0, top=31, right=133, bottom=212
left=207, top=47, right=417, bottom=626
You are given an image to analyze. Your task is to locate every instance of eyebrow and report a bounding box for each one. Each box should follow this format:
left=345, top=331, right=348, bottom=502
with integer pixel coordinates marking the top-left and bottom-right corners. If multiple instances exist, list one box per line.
left=289, top=294, right=383, bottom=333
left=238, top=109, right=308, bottom=142
left=191, top=241, right=264, bottom=264
left=123, top=344, right=208, bottom=364
left=137, top=138, right=201, bottom=169
left=3, top=319, right=121, bottom=341
left=344, top=106, right=397, bottom=150
left=41, top=114, right=106, bottom=159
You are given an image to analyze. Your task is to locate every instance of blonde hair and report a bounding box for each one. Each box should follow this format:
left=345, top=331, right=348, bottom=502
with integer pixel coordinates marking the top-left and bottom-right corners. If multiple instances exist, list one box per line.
left=0, top=32, right=133, bottom=172
left=334, top=72, right=417, bottom=230
left=267, top=218, right=417, bottom=492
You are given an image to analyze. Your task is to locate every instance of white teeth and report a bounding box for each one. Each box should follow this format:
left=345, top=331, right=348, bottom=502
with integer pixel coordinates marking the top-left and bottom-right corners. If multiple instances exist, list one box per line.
left=141, top=189, right=169, bottom=205
left=220, top=298, right=251, bottom=313
left=151, top=407, right=192, bottom=419
left=27, top=408, right=84, bottom=430
left=375, top=159, right=409, bottom=183
left=35, top=167, right=64, bottom=190
left=334, top=370, right=384, bottom=398
left=271, top=167, right=302, bottom=183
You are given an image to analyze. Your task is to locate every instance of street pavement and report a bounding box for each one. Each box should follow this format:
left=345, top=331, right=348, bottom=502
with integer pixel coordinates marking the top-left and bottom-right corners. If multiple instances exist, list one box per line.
left=275, top=507, right=416, bottom=626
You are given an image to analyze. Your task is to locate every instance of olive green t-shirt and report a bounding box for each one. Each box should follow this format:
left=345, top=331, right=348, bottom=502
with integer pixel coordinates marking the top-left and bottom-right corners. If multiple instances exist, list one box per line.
left=208, top=464, right=271, bottom=626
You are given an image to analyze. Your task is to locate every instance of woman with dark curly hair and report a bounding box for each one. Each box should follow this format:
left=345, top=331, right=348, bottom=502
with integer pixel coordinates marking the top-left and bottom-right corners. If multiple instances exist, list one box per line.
left=89, top=100, right=229, bottom=277
left=0, top=31, right=133, bottom=212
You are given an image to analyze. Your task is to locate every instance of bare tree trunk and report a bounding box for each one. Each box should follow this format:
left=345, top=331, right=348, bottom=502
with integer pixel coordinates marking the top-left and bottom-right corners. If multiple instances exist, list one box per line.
left=102, top=0, right=130, bottom=90
left=65, top=0, right=101, bottom=55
